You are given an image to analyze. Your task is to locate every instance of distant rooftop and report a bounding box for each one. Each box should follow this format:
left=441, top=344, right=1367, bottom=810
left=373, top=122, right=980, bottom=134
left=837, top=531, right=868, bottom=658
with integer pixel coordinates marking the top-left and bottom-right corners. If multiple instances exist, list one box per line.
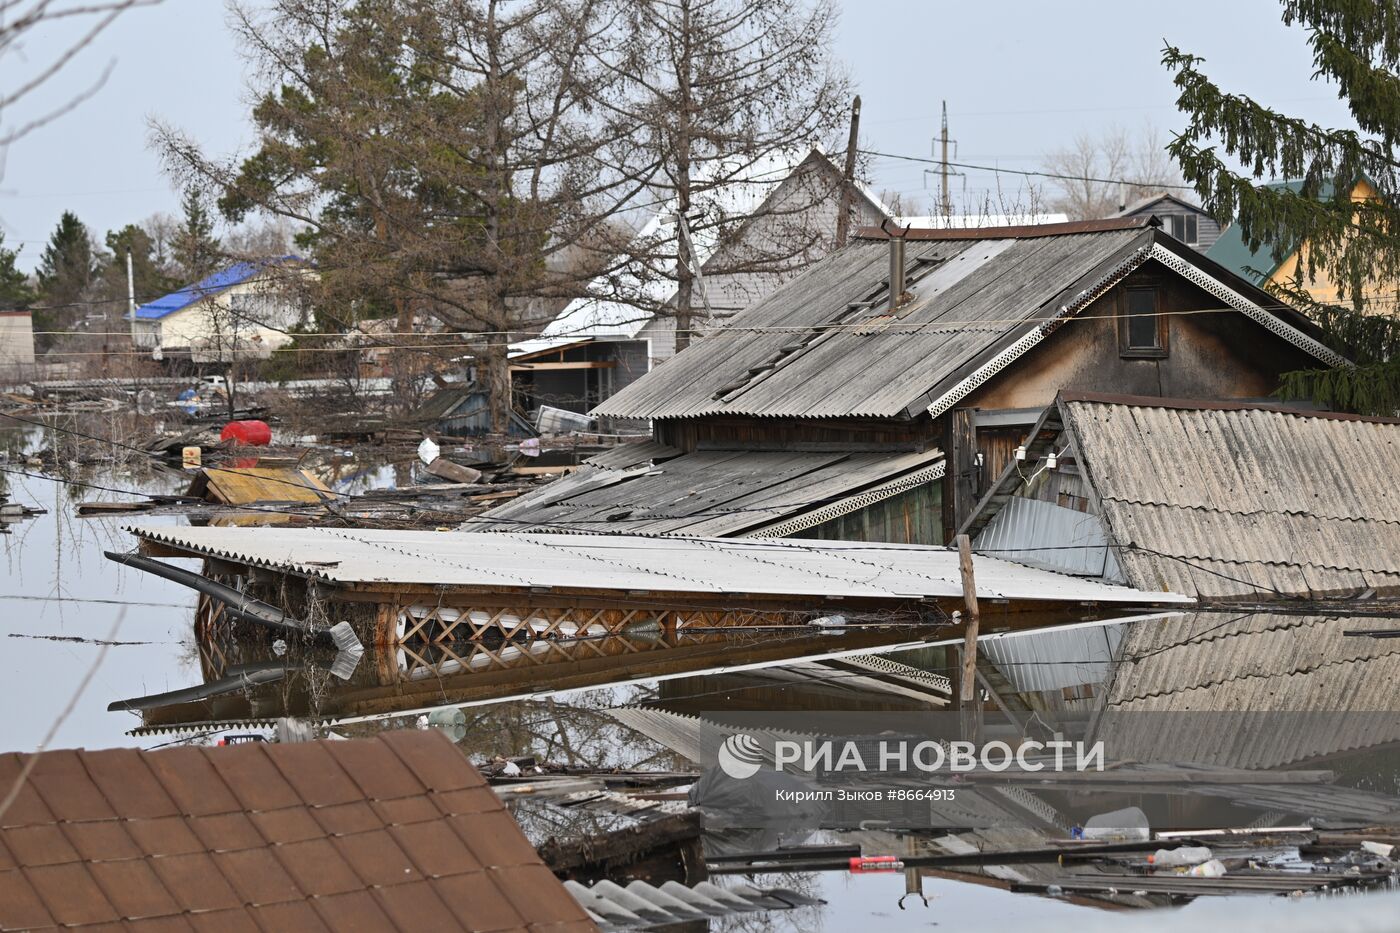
left=131, top=255, right=303, bottom=321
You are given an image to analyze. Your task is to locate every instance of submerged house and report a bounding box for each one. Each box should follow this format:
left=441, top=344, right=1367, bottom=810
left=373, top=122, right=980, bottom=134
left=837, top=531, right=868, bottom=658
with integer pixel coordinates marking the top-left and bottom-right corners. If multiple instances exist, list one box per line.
left=508, top=148, right=894, bottom=425
left=962, top=393, right=1400, bottom=599
left=475, top=217, right=1343, bottom=543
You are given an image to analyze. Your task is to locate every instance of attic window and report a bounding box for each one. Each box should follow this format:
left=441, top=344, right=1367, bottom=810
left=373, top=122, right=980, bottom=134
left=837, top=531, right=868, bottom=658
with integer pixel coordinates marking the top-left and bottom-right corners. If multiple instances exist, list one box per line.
left=1119, top=285, right=1167, bottom=358
left=1167, top=214, right=1198, bottom=245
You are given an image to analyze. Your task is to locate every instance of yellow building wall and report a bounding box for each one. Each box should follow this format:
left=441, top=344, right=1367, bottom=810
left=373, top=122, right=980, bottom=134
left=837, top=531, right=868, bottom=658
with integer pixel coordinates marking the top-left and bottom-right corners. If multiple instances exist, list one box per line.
left=1267, top=179, right=1399, bottom=310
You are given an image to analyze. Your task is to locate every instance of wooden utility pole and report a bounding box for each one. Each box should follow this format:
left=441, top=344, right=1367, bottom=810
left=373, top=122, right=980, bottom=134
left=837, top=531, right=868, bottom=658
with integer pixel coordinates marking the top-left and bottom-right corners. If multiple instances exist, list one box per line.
left=955, top=533, right=981, bottom=711
left=835, top=95, right=861, bottom=248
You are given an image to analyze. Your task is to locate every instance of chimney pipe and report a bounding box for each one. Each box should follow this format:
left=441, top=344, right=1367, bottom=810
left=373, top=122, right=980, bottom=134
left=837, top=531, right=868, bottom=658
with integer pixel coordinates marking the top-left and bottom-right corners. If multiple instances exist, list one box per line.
left=887, top=228, right=906, bottom=312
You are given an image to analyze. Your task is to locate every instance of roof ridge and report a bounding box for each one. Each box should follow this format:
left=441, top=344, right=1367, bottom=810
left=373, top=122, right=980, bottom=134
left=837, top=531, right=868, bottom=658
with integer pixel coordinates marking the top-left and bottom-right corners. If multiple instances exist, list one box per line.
left=855, top=216, right=1153, bottom=240
left=1061, top=392, right=1400, bottom=425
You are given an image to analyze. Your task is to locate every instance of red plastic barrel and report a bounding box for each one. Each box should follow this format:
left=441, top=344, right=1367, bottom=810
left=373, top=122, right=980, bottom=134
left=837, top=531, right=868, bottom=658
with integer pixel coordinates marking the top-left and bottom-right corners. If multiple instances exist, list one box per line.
left=220, top=420, right=272, bottom=447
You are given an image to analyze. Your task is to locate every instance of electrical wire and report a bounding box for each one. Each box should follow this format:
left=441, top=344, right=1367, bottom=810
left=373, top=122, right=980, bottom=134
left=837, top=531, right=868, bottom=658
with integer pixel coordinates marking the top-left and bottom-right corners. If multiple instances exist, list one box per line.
left=25, top=303, right=1278, bottom=344
left=861, top=149, right=1199, bottom=192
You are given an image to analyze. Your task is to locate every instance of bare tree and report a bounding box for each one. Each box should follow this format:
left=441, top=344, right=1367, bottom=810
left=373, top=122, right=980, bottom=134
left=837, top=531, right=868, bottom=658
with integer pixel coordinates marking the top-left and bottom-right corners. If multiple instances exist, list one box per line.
left=1043, top=123, right=1184, bottom=220
left=605, top=0, right=850, bottom=352
left=0, top=2, right=158, bottom=167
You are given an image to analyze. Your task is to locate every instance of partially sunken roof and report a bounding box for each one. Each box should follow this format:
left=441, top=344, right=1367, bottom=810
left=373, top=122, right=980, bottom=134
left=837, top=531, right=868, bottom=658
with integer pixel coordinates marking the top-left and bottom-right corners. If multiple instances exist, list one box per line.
left=124, top=524, right=1189, bottom=606
left=0, top=730, right=594, bottom=931
left=592, top=220, right=1334, bottom=421
left=464, top=444, right=944, bottom=537
left=1062, top=395, right=1400, bottom=598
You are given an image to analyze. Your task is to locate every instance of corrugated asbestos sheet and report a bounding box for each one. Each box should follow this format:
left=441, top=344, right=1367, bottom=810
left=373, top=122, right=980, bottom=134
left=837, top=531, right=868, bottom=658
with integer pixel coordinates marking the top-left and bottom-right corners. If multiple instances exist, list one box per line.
left=582, top=440, right=681, bottom=470
left=0, top=731, right=595, bottom=932
left=464, top=447, right=942, bottom=536
left=592, top=227, right=1149, bottom=420
left=1062, top=399, right=1400, bottom=598
left=1097, top=612, right=1400, bottom=769
left=124, top=525, right=1188, bottom=605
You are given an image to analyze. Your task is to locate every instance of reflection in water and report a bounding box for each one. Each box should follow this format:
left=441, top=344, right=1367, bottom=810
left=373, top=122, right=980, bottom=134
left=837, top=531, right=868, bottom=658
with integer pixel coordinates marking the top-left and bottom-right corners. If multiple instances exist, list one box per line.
left=118, top=620, right=950, bottom=736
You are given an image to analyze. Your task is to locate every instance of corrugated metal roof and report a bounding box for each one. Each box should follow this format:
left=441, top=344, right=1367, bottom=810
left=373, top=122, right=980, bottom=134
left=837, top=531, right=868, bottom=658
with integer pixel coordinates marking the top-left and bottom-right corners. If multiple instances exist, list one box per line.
left=592, top=227, right=1151, bottom=419
left=1062, top=397, right=1400, bottom=598
left=567, top=878, right=819, bottom=929
left=1202, top=178, right=1351, bottom=285
left=131, top=256, right=302, bottom=320
left=973, top=496, right=1118, bottom=578
left=981, top=621, right=1124, bottom=695
left=123, top=525, right=1190, bottom=605
left=0, top=731, right=595, bottom=932
left=464, top=447, right=942, bottom=536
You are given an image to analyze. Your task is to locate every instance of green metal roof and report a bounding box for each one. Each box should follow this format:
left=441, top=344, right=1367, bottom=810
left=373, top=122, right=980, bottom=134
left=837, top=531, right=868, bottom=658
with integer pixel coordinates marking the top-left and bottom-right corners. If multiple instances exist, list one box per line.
left=1204, top=177, right=1365, bottom=285
left=1203, top=181, right=1308, bottom=285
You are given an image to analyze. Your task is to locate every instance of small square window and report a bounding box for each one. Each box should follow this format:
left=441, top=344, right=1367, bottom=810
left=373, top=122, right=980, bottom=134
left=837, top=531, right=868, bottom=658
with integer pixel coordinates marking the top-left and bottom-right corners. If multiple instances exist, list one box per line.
left=1120, top=286, right=1167, bottom=358
left=1168, top=214, right=1199, bottom=245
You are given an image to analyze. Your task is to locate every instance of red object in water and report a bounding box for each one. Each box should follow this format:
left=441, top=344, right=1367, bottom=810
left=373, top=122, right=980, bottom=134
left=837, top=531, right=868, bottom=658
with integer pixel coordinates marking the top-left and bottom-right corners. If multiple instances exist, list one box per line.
left=848, top=856, right=904, bottom=873
left=221, top=420, right=272, bottom=447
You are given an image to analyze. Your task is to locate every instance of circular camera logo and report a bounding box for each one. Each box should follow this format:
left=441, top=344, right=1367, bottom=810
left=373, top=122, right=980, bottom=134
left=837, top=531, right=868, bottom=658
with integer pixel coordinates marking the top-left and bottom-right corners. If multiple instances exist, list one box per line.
left=717, top=733, right=765, bottom=779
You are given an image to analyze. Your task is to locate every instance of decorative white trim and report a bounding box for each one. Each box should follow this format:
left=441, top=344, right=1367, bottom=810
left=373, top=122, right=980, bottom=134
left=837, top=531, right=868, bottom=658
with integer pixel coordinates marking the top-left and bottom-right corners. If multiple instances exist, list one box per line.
left=925, top=242, right=1350, bottom=419
left=1146, top=242, right=1349, bottom=368
left=926, top=247, right=1153, bottom=418
left=743, top=460, right=946, bottom=538
left=842, top=653, right=952, bottom=694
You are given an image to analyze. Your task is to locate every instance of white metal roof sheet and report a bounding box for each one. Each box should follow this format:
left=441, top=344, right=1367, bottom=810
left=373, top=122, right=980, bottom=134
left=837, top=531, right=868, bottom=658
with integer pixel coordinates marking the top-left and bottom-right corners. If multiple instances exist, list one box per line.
left=123, top=526, right=1190, bottom=605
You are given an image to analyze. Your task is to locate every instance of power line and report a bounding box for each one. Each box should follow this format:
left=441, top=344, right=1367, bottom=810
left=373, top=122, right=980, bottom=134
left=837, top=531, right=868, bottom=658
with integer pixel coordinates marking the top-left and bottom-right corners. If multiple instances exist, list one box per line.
left=861, top=149, right=1198, bottom=192
left=20, top=304, right=1283, bottom=356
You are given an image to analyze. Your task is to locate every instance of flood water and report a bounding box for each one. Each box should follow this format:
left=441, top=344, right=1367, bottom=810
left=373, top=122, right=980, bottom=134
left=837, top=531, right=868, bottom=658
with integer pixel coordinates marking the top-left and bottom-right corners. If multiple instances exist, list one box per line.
left=4, top=418, right=1400, bottom=926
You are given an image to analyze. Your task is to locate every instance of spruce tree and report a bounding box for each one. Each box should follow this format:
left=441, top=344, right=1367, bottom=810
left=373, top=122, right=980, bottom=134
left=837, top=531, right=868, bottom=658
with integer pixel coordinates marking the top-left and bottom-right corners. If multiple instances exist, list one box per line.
left=104, top=224, right=178, bottom=305
left=0, top=233, right=34, bottom=311
left=1166, top=0, right=1400, bottom=414
left=172, top=189, right=221, bottom=281
left=36, top=211, right=97, bottom=314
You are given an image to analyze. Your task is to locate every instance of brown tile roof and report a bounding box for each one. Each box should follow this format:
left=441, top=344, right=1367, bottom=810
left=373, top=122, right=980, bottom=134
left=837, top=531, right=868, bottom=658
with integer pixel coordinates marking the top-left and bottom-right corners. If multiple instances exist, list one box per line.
left=0, top=731, right=596, bottom=932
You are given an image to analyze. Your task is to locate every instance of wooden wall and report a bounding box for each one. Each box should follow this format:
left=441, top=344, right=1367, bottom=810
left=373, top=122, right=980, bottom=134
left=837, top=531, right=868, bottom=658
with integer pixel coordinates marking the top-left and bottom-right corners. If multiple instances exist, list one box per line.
left=792, top=481, right=942, bottom=545
left=962, top=263, right=1320, bottom=413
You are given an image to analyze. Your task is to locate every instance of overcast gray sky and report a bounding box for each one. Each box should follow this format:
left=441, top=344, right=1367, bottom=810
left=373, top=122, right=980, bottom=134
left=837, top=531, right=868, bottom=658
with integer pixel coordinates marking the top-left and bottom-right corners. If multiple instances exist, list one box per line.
left=0, top=0, right=1356, bottom=272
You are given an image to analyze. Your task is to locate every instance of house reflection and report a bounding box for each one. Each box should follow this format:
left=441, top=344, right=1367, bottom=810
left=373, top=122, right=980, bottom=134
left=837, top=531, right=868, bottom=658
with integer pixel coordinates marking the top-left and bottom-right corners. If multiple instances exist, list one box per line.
left=114, top=612, right=953, bottom=737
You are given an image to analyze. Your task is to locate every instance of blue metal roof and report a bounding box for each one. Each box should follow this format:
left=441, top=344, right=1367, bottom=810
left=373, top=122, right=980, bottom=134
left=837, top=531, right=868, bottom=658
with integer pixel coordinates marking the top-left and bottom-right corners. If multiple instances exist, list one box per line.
left=130, top=256, right=302, bottom=321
